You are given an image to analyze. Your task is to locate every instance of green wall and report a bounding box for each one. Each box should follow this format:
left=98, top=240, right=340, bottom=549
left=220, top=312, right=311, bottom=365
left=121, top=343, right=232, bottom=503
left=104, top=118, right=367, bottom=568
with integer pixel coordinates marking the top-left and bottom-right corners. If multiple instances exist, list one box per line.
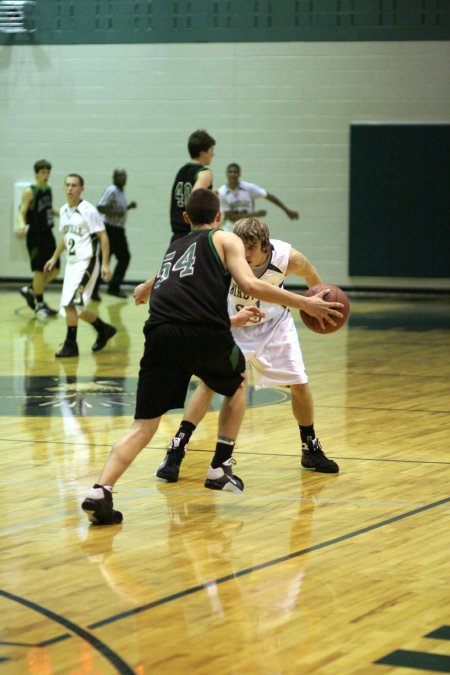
left=2, top=0, right=449, bottom=45
left=349, top=124, right=450, bottom=278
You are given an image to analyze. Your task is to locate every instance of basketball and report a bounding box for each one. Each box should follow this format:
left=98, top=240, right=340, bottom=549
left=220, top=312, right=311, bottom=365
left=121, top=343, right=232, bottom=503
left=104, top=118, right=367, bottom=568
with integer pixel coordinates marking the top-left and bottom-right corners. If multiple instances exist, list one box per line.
left=300, top=284, right=350, bottom=334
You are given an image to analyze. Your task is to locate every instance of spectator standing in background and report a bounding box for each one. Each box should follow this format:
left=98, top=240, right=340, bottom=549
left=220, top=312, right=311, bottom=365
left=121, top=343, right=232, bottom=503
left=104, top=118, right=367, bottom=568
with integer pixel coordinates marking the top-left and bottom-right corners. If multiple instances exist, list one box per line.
left=94, top=168, right=137, bottom=300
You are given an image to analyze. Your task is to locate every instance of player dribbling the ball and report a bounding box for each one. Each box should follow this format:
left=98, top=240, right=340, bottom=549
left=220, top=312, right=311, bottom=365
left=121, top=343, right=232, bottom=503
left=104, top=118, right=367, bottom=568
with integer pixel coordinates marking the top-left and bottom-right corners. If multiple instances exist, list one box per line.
left=158, top=217, right=341, bottom=481
left=82, top=194, right=342, bottom=524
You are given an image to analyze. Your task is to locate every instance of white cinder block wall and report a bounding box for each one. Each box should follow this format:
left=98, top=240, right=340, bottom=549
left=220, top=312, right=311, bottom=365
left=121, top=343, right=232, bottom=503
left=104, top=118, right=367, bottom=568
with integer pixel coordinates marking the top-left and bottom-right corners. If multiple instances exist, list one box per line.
left=1, top=41, right=449, bottom=288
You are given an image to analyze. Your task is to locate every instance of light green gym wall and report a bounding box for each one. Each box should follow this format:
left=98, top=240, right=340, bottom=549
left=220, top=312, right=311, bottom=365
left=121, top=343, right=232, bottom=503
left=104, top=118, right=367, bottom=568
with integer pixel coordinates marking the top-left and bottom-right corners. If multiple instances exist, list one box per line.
left=1, top=40, right=450, bottom=288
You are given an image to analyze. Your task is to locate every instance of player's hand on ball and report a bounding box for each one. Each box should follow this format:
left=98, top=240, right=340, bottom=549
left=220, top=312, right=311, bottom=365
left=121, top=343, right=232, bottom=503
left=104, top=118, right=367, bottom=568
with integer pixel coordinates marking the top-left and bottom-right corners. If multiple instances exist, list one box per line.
left=307, top=289, right=343, bottom=321
left=300, top=285, right=350, bottom=334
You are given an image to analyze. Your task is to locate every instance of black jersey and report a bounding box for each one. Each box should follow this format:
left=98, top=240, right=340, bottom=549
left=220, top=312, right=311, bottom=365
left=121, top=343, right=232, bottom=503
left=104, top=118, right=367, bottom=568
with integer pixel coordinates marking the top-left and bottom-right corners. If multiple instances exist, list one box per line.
left=170, top=163, right=212, bottom=238
left=26, top=184, right=54, bottom=232
left=148, top=229, right=231, bottom=330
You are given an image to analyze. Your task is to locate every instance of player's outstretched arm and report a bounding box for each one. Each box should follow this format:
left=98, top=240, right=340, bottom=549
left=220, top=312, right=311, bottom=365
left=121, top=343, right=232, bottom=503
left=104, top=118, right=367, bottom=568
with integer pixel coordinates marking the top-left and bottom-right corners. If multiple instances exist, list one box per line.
left=266, top=193, right=299, bottom=220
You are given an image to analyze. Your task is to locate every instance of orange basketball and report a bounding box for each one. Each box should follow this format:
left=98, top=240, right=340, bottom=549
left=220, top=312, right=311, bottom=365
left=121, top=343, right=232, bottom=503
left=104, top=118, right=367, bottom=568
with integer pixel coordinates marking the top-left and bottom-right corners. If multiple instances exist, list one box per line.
left=300, top=284, right=350, bottom=334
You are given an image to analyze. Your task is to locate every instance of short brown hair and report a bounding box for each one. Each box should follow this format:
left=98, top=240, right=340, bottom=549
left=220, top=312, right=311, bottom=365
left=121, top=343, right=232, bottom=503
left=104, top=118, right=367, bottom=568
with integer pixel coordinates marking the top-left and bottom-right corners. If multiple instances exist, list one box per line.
left=188, top=130, right=216, bottom=158
left=185, top=188, right=219, bottom=226
left=65, top=173, right=84, bottom=187
left=233, top=218, right=271, bottom=253
left=34, top=159, right=52, bottom=173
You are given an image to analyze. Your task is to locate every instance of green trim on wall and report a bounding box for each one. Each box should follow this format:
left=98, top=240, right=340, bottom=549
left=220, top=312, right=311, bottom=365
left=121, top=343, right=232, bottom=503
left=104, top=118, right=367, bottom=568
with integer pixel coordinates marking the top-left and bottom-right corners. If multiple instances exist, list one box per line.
left=1, top=0, right=449, bottom=45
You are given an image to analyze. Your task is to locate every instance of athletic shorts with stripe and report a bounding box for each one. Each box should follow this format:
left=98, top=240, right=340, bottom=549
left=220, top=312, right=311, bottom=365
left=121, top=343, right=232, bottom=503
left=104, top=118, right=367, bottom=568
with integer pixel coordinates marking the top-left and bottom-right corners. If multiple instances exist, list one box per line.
left=59, top=255, right=100, bottom=317
left=134, top=322, right=245, bottom=420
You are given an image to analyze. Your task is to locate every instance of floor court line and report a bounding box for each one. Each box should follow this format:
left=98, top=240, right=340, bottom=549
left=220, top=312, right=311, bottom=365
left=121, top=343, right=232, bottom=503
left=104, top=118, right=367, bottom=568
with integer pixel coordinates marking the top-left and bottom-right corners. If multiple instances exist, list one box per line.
left=1, top=436, right=450, bottom=466
left=0, top=589, right=135, bottom=675
left=3, top=496, right=448, bottom=652
left=87, top=495, right=450, bottom=630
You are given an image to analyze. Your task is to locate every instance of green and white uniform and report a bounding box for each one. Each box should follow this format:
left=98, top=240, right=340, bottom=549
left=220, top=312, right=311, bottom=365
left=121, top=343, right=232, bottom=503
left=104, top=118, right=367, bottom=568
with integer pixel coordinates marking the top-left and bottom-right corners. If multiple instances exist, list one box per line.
left=58, top=200, right=105, bottom=315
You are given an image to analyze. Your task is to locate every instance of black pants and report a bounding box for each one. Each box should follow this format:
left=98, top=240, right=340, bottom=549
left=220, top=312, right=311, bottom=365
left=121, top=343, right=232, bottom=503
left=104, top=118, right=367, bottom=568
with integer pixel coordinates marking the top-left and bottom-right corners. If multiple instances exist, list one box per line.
left=95, top=224, right=130, bottom=292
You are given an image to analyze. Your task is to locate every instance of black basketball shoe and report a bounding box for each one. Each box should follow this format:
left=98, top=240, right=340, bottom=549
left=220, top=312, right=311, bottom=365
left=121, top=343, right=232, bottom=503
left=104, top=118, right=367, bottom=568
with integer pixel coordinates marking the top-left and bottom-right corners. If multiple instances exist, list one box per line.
left=301, top=437, right=339, bottom=474
left=20, top=285, right=36, bottom=310
left=81, top=485, right=123, bottom=525
left=41, top=302, right=58, bottom=316
left=107, top=288, right=128, bottom=299
left=156, top=435, right=187, bottom=482
left=55, top=340, right=79, bottom=358
left=92, top=324, right=117, bottom=352
left=35, top=303, right=57, bottom=320
left=204, top=458, right=244, bottom=492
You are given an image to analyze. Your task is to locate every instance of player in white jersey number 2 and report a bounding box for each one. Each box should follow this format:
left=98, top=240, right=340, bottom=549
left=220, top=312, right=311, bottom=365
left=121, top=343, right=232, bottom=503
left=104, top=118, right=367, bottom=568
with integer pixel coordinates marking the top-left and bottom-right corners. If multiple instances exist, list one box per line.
left=44, top=173, right=117, bottom=358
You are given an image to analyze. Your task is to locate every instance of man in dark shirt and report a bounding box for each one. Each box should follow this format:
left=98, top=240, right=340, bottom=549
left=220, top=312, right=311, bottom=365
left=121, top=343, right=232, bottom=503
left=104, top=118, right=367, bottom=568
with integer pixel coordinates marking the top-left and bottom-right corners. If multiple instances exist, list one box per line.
left=16, top=159, right=60, bottom=319
left=169, top=129, right=215, bottom=242
left=81, top=189, right=343, bottom=525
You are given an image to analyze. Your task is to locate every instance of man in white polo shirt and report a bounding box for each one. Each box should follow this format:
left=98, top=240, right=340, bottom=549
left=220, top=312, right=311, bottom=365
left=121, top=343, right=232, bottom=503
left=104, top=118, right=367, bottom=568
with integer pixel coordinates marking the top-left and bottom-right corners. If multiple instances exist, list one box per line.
left=218, top=163, right=299, bottom=231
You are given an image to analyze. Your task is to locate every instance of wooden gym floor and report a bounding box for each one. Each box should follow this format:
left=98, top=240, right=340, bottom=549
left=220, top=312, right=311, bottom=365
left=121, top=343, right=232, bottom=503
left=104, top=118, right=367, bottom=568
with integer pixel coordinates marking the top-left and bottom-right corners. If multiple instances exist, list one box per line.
left=0, top=287, right=449, bottom=675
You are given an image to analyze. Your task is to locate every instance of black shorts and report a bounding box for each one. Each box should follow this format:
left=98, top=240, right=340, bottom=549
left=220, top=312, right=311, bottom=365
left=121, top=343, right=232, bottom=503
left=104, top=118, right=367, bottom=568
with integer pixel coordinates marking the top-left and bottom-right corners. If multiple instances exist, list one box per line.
left=134, top=323, right=245, bottom=420
left=26, top=230, right=59, bottom=272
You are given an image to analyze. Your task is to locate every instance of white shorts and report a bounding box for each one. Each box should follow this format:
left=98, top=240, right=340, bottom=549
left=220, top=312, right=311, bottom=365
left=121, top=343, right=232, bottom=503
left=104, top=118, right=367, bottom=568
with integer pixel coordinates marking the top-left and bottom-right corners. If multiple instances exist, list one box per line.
left=59, top=257, right=99, bottom=317
left=232, top=311, right=308, bottom=389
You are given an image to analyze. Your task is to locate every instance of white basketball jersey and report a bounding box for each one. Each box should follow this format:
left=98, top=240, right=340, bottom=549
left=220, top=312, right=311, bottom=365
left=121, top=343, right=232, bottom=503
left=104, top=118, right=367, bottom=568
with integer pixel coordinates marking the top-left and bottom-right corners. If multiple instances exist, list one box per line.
left=228, top=239, right=291, bottom=325
left=59, top=200, right=105, bottom=263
